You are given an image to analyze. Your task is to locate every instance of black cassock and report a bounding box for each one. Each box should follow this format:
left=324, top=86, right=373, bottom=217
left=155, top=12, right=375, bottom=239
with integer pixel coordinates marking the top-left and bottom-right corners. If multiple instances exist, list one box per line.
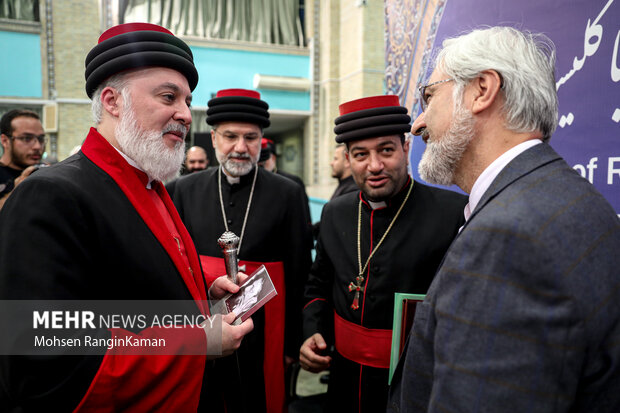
left=0, top=129, right=209, bottom=412
left=173, top=166, right=312, bottom=413
left=304, top=178, right=467, bottom=412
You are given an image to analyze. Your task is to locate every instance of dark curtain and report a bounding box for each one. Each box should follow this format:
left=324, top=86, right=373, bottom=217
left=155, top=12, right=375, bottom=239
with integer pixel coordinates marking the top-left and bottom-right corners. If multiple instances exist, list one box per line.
left=0, top=0, right=39, bottom=21
left=121, top=0, right=304, bottom=46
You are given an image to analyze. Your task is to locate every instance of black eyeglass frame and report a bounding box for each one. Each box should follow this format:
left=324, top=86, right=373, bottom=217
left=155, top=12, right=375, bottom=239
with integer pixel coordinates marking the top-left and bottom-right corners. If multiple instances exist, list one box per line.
left=9, top=134, right=47, bottom=145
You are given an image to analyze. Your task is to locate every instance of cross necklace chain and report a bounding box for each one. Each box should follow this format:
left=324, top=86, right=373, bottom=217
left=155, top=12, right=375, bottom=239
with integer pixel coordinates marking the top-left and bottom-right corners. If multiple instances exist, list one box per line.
left=350, top=181, right=413, bottom=310
left=217, top=165, right=258, bottom=263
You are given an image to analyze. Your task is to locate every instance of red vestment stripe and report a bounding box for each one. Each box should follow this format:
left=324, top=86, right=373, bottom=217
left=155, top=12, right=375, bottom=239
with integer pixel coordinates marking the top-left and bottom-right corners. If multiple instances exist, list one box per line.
left=74, top=129, right=208, bottom=412
left=81, top=128, right=208, bottom=311
left=334, top=311, right=392, bottom=369
left=200, top=255, right=286, bottom=413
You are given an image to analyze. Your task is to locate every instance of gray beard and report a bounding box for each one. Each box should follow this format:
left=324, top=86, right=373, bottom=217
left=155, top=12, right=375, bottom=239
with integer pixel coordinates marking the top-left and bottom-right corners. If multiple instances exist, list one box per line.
left=418, top=99, right=475, bottom=186
left=215, top=148, right=258, bottom=177
left=115, top=99, right=186, bottom=183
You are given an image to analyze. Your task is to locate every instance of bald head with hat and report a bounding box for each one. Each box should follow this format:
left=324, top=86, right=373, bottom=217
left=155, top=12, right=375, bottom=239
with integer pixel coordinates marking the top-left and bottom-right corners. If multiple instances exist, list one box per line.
left=87, top=22, right=197, bottom=182
left=207, top=88, right=270, bottom=177
left=334, top=95, right=412, bottom=202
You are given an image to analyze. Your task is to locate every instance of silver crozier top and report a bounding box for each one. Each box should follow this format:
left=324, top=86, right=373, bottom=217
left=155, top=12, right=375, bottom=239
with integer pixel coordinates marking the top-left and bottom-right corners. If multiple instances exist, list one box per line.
left=217, top=231, right=240, bottom=251
left=218, top=231, right=240, bottom=285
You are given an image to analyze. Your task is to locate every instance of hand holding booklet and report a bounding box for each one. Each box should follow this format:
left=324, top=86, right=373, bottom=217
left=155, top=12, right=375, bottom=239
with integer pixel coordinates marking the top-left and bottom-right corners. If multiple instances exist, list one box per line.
left=209, top=265, right=278, bottom=325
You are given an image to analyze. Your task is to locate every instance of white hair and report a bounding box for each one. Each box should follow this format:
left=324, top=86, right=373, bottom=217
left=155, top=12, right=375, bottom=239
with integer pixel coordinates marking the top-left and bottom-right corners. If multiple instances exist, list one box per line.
left=90, top=73, right=130, bottom=125
left=436, top=26, right=558, bottom=141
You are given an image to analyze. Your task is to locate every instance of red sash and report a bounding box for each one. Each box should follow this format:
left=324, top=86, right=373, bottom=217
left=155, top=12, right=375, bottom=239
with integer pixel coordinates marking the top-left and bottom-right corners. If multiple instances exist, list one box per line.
left=334, top=311, right=392, bottom=369
left=73, top=129, right=208, bottom=412
left=201, top=255, right=286, bottom=413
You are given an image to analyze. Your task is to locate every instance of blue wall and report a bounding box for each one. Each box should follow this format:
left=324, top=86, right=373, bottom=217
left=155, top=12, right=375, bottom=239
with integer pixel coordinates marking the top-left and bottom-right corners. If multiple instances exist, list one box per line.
left=0, top=31, right=42, bottom=97
left=190, top=46, right=310, bottom=111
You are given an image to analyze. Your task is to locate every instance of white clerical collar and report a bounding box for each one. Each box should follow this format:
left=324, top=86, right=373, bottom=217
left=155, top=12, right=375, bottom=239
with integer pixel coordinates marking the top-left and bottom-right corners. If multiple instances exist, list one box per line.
left=221, top=167, right=241, bottom=185
left=464, top=139, right=542, bottom=222
left=112, top=146, right=154, bottom=189
left=368, top=200, right=387, bottom=210
left=366, top=179, right=414, bottom=210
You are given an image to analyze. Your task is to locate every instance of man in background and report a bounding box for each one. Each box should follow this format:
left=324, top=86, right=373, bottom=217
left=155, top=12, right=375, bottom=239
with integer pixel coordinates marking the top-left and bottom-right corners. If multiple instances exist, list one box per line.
left=259, top=137, right=311, bottom=227
left=0, top=109, right=45, bottom=210
left=166, top=145, right=209, bottom=196
left=312, top=143, right=360, bottom=241
left=185, top=145, right=209, bottom=173
left=388, top=26, right=620, bottom=413
left=330, top=143, right=357, bottom=200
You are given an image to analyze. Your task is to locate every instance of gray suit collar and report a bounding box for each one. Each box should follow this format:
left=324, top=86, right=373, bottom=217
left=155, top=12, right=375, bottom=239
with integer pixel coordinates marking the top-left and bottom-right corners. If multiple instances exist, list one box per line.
left=466, top=143, right=562, bottom=225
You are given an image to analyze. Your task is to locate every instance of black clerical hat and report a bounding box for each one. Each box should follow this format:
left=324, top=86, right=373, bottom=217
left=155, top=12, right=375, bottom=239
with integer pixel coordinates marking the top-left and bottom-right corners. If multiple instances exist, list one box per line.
left=85, top=22, right=198, bottom=98
left=334, top=95, right=411, bottom=143
left=206, top=89, right=270, bottom=128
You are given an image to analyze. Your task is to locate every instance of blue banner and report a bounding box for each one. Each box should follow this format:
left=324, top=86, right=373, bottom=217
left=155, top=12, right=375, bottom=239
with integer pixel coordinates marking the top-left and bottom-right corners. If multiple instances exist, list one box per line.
left=386, top=0, right=620, bottom=213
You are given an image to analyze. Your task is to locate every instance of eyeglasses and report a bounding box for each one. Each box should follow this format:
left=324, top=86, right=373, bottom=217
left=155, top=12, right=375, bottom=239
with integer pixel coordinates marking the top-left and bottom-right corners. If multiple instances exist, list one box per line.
left=215, top=129, right=260, bottom=143
left=418, top=78, right=454, bottom=112
left=11, top=134, right=47, bottom=146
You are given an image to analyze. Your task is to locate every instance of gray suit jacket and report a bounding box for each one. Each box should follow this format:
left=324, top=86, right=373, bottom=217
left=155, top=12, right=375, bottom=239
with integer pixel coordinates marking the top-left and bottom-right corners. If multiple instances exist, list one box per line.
left=388, top=143, right=620, bottom=413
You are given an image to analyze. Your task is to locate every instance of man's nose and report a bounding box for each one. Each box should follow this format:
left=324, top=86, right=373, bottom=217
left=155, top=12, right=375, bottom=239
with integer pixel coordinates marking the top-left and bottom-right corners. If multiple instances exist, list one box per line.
left=367, top=152, right=383, bottom=172
left=174, top=103, right=192, bottom=127
left=233, top=137, right=248, bottom=153
left=411, top=112, right=426, bottom=136
left=32, top=139, right=44, bottom=151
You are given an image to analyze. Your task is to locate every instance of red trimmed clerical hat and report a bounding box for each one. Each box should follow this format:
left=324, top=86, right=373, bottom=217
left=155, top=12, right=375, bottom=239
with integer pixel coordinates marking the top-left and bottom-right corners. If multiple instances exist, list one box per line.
left=85, top=22, right=198, bottom=98
left=334, top=95, right=411, bottom=143
left=206, top=88, right=270, bottom=128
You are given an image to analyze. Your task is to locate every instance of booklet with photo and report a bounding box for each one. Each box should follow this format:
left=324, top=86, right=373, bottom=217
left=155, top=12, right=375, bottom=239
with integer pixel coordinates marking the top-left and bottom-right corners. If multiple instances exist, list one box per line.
left=210, top=265, right=277, bottom=325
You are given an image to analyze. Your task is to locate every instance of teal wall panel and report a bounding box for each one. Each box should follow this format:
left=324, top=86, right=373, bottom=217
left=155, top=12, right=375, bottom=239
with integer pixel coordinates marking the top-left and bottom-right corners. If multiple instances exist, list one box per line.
left=190, top=46, right=310, bottom=111
left=0, top=31, right=42, bottom=98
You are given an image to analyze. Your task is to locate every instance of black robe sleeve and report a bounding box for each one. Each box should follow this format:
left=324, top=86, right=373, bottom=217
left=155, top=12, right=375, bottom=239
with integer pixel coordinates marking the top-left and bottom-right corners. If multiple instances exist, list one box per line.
left=303, top=203, right=337, bottom=345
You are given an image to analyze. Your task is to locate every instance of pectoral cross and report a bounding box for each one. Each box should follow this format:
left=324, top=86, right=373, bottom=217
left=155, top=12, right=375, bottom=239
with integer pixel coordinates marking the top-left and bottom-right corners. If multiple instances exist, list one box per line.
left=348, top=275, right=365, bottom=310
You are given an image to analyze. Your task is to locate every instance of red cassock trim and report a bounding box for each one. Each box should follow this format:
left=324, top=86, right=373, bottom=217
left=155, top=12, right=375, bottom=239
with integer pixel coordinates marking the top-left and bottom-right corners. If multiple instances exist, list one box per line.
left=303, top=297, right=326, bottom=310
left=81, top=128, right=208, bottom=311
left=201, top=255, right=286, bottom=413
left=73, top=327, right=207, bottom=412
left=74, top=129, right=208, bottom=412
left=334, top=311, right=392, bottom=369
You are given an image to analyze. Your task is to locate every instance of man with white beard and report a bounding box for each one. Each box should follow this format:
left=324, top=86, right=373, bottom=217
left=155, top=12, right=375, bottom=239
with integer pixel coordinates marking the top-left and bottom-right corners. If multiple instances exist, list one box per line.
left=388, top=26, right=620, bottom=413
left=172, top=88, right=313, bottom=413
left=0, top=23, right=252, bottom=412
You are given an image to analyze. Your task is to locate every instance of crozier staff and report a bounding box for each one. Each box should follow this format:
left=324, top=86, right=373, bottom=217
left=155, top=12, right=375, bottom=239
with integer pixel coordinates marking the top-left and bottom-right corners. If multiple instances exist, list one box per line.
left=172, top=88, right=312, bottom=413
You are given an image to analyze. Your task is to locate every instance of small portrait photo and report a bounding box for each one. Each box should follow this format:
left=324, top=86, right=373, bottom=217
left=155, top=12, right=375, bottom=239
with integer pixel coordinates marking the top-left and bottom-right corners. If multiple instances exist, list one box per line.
left=225, top=265, right=277, bottom=322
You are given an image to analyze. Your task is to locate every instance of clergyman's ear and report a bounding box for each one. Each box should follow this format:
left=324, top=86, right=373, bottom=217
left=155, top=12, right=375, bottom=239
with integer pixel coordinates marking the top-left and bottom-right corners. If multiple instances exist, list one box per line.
left=100, top=87, right=123, bottom=118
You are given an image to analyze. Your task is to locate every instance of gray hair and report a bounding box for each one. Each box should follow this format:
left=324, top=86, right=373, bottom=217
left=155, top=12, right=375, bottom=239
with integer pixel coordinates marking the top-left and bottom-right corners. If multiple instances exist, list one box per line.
left=90, top=73, right=130, bottom=125
left=436, top=26, right=558, bottom=141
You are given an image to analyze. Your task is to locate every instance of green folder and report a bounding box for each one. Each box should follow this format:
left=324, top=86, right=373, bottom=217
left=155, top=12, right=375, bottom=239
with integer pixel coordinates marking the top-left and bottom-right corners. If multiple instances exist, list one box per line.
left=389, top=293, right=425, bottom=384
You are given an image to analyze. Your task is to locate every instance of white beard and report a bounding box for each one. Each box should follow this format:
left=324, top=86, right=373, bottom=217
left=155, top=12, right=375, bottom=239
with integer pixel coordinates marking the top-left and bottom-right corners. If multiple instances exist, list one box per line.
left=418, top=99, right=475, bottom=186
left=215, top=148, right=258, bottom=177
left=115, top=98, right=186, bottom=183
